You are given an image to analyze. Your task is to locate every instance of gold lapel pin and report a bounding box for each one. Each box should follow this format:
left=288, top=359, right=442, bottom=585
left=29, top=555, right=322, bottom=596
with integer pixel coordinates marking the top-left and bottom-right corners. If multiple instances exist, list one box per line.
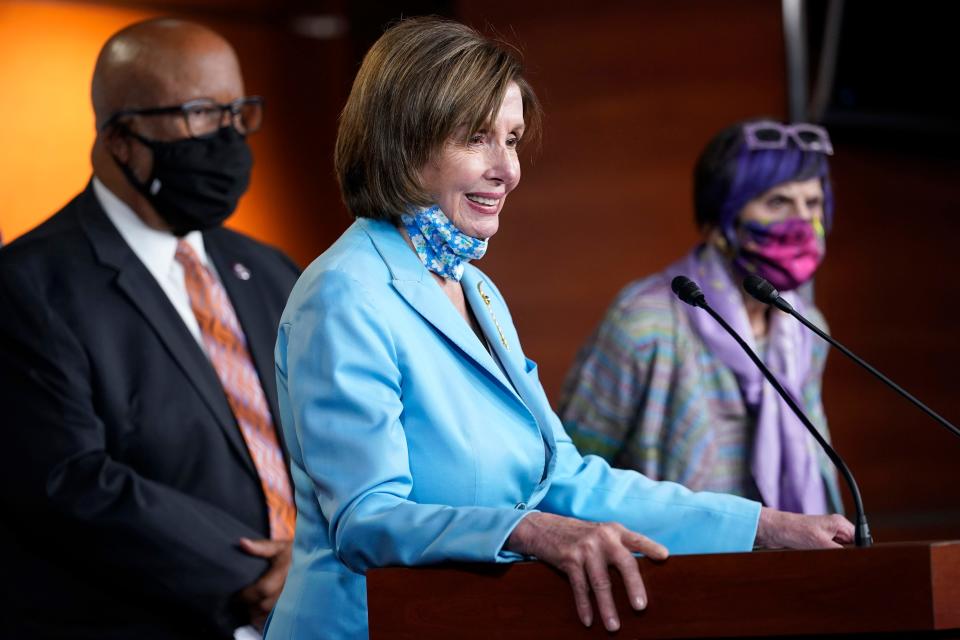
left=477, top=281, right=509, bottom=350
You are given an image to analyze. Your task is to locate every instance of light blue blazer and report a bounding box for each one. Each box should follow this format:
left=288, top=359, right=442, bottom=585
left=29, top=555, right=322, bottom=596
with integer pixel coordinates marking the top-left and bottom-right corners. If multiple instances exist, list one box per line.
left=264, top=219, right=761, bottom=640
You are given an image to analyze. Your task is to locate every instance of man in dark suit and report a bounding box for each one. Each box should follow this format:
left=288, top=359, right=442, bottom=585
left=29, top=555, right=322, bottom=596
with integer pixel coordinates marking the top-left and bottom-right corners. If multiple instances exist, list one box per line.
left=0, top=19, right=299, bottom=639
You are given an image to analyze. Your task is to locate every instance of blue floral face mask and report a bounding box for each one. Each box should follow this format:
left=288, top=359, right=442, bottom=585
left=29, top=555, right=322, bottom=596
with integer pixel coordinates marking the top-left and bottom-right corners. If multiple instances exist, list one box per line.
left=401, top=205, right=488, bottom=281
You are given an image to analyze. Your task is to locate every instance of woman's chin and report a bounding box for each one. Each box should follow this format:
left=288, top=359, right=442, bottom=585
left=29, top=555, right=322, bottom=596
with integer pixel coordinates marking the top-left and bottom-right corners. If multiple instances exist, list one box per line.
left=466, top=217, right=500, bottom=241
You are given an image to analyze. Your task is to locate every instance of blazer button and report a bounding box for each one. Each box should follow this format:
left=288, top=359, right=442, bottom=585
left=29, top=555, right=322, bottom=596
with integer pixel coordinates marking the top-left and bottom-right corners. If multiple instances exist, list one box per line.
left=515, top=502, right=527, bottom=510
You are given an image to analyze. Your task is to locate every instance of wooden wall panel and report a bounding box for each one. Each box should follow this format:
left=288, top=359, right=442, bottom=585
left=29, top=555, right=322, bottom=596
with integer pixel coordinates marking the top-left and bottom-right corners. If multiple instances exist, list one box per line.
left=459, top=0, right=790, bottom=396
left=817, top=145, right=960, bottom=540
left=457, top=0, right=960, bottom=540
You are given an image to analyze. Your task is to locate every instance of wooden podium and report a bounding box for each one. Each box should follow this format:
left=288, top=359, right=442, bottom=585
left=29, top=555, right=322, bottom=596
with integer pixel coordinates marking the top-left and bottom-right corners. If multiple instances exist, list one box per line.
left=367, top=541, right=960, bottom=638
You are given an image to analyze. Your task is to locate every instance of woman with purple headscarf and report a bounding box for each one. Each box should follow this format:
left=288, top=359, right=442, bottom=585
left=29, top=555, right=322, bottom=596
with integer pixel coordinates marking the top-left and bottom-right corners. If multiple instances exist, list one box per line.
left=560, top=119, right=842, bottom=515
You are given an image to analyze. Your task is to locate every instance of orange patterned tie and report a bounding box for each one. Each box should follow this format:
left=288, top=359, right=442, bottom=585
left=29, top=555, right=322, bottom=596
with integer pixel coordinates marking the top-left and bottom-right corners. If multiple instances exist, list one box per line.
left=176, top=240, right=295, bottom=539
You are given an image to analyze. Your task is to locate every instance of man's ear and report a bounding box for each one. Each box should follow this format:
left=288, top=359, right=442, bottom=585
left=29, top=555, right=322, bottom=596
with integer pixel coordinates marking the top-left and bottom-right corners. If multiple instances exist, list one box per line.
left=100, top=124, right=131, bottom=163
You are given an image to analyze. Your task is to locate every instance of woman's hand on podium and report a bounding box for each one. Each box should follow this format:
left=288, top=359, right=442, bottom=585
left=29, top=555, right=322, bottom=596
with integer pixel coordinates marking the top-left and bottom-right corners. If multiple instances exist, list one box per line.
left=754, top=507, right=855, bottom=549
left=505, top=512, right=669, bottom=633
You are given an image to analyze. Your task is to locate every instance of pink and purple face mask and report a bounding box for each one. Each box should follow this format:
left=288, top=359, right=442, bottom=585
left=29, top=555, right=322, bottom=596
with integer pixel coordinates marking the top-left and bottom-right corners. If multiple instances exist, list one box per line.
left=732, top=218, right=825, bottom=291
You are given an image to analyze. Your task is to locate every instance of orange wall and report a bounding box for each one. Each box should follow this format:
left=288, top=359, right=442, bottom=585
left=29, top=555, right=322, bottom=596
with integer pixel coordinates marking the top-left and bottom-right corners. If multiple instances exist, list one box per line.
left=0, top=1, right=347, bottom=261
left=0, top=2, right=154, bottom=243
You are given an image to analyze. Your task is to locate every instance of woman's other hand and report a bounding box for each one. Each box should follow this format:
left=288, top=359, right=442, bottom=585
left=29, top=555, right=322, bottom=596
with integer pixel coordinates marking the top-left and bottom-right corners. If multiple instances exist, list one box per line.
left=755, top=506, right=855, bottom=549
left=505, top=512, right=669, bottom=632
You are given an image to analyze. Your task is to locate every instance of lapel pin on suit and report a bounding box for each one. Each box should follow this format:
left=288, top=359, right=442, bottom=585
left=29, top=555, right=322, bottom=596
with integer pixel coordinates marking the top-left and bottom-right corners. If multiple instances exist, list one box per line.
left=477, top=281, right=509, bottom=350
left=233, top=263, right=251, bottom=281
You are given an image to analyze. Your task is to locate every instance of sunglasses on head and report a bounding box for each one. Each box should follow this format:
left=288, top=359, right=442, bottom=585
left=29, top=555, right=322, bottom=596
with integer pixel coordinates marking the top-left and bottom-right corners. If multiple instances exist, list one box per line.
left=743, top=122, right=834, bottom=155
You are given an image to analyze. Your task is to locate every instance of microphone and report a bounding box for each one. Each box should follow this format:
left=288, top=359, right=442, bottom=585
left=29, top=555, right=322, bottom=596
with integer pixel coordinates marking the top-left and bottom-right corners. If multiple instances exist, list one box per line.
left=743, top=274, right=960, bottom=442
left=671, top=275, right=707, bottom=308
left=671, top=276, right=872, bottom=547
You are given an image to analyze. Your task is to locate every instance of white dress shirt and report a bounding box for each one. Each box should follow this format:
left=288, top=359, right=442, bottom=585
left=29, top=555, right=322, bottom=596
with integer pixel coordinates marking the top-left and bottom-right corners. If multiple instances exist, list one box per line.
left=92, top=177, right=222, bottom=348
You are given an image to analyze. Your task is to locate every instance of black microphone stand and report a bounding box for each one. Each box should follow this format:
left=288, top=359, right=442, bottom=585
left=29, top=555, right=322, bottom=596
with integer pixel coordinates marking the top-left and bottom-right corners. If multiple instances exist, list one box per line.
left=744, top=275, right=960, bottom=442
left=672, top=276, right=872, bottom=547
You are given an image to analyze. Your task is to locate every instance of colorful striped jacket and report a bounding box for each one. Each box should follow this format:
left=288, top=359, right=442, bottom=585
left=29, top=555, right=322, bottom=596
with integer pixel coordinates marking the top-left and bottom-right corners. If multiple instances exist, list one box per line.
left=559, top=268, right=843, bottom=511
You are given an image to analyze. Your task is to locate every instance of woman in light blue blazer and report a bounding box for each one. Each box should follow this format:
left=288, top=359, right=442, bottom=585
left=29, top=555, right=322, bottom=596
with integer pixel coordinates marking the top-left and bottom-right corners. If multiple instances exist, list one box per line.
left=265, top=18, right=854, bottom=640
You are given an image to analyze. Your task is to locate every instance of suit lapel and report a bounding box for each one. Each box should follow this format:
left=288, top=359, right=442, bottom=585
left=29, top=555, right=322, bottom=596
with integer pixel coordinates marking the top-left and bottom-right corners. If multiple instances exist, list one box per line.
left=461, top=270, right=526, bottom=391
left=361, top=219, right=523, bottom=404
left=78, top=186, right=257, bottom=477
left=461, top=267, right=559, bottom=475
left=461, top=269, right=548, bottom=413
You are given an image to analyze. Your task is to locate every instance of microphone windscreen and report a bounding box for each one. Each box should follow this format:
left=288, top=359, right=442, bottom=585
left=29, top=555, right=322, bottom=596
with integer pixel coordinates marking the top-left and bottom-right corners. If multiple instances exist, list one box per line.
left=671, top=275, right=706, bottom=307
left=671, top=275, right=691, bottom=296
left=743, top=274, right=780, bottom=303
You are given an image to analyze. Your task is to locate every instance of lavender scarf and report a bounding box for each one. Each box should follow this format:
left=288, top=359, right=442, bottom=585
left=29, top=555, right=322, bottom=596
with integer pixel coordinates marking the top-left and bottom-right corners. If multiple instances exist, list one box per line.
left=671, top=244, right=828, bottom=514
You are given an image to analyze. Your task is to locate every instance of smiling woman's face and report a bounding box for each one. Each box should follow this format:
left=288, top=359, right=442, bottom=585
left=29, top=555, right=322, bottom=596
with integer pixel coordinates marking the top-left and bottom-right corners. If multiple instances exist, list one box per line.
left=418, top=82, right=525, bottom=240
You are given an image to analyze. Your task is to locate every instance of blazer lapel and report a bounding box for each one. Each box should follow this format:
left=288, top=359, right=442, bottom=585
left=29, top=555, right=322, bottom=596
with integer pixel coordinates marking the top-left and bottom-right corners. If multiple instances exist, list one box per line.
left=461, top=267, right=559, bottom=467
left=78, top=187, right=257, bottom=476
left=461, top=270, right=526, bottom=389
left=360, top=219, right=523, bottom=404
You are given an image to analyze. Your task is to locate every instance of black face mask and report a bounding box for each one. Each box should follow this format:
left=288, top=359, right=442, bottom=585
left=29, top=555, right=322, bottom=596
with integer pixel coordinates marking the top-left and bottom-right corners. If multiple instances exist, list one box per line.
left=114, top=125, right=253, bottom=236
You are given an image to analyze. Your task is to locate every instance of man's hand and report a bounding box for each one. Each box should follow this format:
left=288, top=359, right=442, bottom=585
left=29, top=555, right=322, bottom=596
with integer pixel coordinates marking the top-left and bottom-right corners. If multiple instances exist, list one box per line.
left=237, top=538, right=292, bottom=630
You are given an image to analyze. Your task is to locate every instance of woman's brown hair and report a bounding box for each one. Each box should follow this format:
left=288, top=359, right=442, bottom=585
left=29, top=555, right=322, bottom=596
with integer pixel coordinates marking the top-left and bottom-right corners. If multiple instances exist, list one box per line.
left=334, top=17, right=542, bottom=221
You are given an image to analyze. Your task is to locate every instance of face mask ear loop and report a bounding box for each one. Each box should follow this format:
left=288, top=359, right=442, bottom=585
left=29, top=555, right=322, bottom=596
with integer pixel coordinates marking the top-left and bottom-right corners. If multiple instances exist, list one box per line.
left=105, top=122, right=158, bottom=197
left=717, top=216, right=743, bottom=261
left=109, top=120, right=157, bottom=152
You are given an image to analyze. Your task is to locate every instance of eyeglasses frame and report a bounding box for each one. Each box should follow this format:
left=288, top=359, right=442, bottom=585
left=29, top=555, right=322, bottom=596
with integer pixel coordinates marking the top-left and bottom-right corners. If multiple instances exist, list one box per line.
left=101, top=95, right=265, bottom=138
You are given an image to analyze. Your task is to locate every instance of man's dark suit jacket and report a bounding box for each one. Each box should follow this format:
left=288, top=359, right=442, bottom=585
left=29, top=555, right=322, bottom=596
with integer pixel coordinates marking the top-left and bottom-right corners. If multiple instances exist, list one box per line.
left=0, top=183, right=301, bottom=639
